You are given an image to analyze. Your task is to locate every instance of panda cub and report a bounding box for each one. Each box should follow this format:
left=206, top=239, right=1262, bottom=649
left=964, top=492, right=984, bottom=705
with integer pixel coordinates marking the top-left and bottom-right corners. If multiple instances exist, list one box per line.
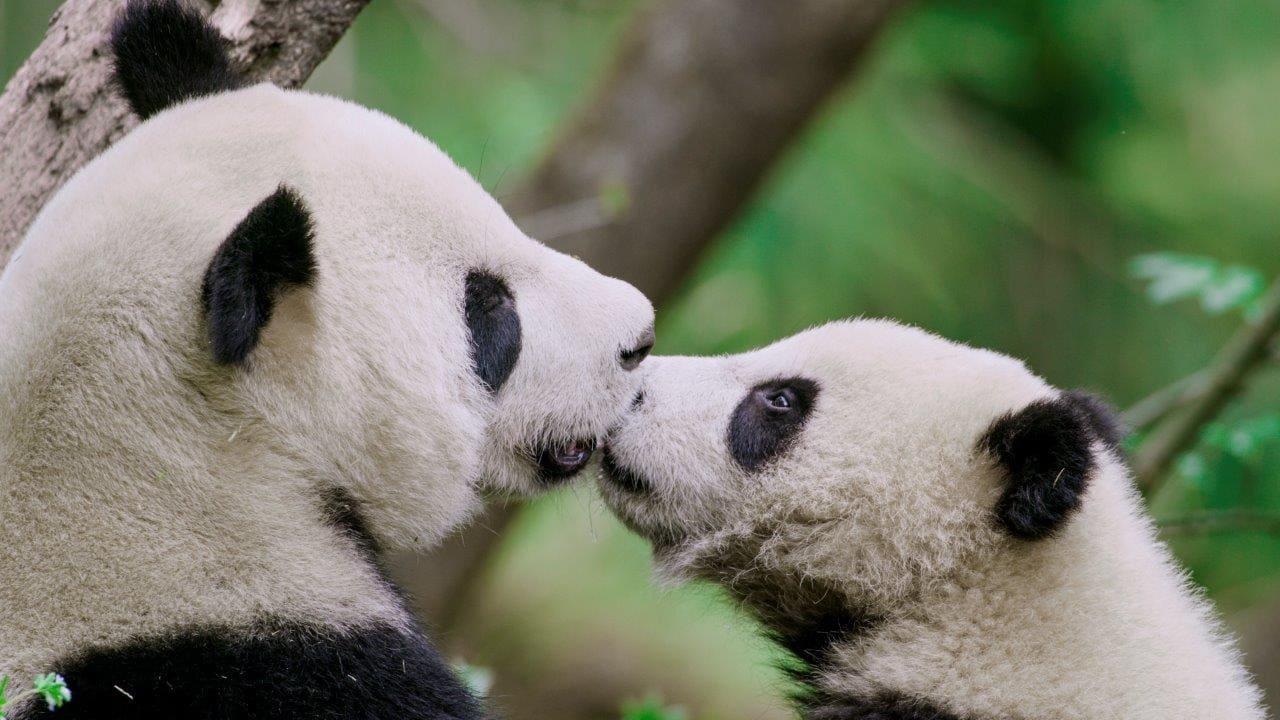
left=0, top=1, right=653, bottom=718
left=600, top=320, right=1265, bottom=720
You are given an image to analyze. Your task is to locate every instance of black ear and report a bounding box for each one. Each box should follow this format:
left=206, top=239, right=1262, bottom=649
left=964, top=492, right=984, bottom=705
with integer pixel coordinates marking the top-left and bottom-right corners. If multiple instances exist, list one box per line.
left=202, top=187, right=316, bottom=366
left=1061, top=389, right=1126, bottom=451
left=111, top=0, right=242, bottom=119
left=981, top=391, right=1118, bottom=540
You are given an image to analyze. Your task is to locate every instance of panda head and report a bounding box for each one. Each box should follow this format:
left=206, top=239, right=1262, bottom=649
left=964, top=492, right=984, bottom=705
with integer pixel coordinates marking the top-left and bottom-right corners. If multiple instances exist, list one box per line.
left=600, top=320, right=1122, bottom=615
left=12, top=2, right=655, bottom=547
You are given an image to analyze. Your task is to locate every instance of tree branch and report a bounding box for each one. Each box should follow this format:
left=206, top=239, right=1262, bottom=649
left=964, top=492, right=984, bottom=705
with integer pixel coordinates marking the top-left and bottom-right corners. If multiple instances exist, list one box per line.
left=1121, top=343, right=1278, bottom=431
left=1133, top=276, right=1280, bottom=492
left=0, top=0, right=371, bottom=265
left=1158, top=510, right=1280, bottom=537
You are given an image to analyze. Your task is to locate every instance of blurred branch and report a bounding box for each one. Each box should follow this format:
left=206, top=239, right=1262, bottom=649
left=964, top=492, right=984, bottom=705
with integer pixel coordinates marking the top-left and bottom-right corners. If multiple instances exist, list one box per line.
left=0, top=0, right=371, bottom=265
left=400, top=0, right=912, bottom=628
left=1158, top=510, right=1280, bottom=537
left=1122, top=368, right=1214, bottom=431
left=1132, top=276, right=1280, bottom=493
left=1122, top=342, right=1279, bottom=430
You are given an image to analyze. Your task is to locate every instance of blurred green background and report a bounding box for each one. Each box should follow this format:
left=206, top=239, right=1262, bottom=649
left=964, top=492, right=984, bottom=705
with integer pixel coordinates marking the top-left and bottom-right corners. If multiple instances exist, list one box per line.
left=4, top=1, right=1278, bottom=718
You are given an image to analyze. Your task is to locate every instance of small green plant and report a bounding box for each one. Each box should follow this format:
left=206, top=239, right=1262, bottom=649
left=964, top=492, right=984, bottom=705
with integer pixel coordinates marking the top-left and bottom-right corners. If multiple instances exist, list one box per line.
left=620, top=694, right=689, bottom=720
left=0, top=672, right=72, bottom=719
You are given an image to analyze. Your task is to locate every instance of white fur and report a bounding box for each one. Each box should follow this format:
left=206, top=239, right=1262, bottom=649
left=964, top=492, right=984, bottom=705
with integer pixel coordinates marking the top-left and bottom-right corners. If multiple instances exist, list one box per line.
left=0, top=84, right=652, bottom=682
left=601, top=320, right=1264, bottom=719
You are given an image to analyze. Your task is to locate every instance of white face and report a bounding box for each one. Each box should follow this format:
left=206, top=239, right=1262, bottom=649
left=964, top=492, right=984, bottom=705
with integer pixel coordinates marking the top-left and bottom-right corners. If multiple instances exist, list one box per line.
left=3, top=85, right=654, bottom=550
left=599, top=320, right=1053, bottom=607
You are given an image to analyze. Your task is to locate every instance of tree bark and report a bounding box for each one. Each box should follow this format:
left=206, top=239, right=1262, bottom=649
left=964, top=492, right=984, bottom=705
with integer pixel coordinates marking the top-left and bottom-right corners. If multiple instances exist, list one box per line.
left=0, top=0, right=371, bottom=265
left=507, top=0, right=906, bottom=303
left=395, top=0, right=910, bottom=628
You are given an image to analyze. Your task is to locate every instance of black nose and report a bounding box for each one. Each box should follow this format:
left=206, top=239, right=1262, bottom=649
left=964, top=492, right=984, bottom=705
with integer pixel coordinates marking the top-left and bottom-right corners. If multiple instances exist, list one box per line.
left=619, top=326, right=655, bottom=371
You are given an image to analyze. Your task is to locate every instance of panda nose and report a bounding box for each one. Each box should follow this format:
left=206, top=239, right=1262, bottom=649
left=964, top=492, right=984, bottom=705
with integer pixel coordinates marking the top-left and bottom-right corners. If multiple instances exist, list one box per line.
left=619, top=326, right=655, bottom=371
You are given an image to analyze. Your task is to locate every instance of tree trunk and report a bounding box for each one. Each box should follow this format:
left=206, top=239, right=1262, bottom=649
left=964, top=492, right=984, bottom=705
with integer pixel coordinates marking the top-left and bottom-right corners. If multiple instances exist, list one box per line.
left=507, top=0, right=906, bottom=303
left=395, top=0, right=910, bottom=629
left=0, top=0, right=371, bottom=264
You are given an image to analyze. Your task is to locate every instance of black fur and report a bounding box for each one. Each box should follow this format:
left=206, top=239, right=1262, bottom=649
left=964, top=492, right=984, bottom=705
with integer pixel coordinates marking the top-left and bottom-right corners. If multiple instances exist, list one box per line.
left=202, top=186, right=317, bottom=365
left=111, top=0, right=242, bottom=119
left=319, top=486, right=383, bottom=565
left=27, top=619, right=485, bottom=720
left=619, top=326, right=655, bottom=370
left=1062, top=389, right=1125, bottom=451
left=980, top=392, right=1109, bottom=540
left=600, top=446, right=651, bottom=494
left=763, top=586, right=881, bottom=717
left=774, top=607, right=872, bottom=670
left=727, top=378, right=820, bottom=472
left=464, top=271, right=521, bottom=394
left=804, top=694, right=966, bottom=720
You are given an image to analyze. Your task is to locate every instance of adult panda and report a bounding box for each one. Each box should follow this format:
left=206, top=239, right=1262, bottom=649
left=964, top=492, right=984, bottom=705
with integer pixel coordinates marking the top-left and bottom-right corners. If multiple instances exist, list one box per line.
left=600, top=320, right=1265, bottom=720
left=0, top=1, right=654, bottom=718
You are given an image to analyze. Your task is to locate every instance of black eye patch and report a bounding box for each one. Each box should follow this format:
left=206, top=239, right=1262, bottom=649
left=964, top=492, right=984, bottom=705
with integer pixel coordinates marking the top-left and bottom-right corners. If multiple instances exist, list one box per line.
left=464, top=270, right=521, bottom=394
left=728, top=377, right=819, bottom=472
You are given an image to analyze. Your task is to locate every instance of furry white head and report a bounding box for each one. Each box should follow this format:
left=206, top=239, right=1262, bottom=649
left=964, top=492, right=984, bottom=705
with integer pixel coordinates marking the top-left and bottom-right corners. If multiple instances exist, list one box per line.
left=600, top=320, right=1264, bottom=720
left=0, top=1, right=651, bottom=705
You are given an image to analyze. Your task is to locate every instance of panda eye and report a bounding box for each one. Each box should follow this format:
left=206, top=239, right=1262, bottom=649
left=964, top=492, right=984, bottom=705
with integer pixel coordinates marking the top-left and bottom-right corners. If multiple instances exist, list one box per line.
left=763, top=389, right=795, bottom=412
left=729, top=378, right=820, bottom=473
left=482, top=292, right=512, bottom=314
left=465, top=271, right=522, bottom=394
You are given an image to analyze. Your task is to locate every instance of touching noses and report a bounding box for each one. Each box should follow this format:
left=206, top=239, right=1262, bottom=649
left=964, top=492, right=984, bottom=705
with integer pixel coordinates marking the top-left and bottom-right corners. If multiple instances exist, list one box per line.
left=619, top=325, right=656, bottom=371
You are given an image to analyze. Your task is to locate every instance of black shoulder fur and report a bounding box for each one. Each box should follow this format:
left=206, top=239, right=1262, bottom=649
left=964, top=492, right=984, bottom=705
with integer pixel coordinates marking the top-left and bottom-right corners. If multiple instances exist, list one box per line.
left=202, top=186, right=317, bottom=365
left=111, top=0, right=242, bottom=119
left=980, top=390, right=1121, bottom=540
left=25, top=619, right=485, bottom=720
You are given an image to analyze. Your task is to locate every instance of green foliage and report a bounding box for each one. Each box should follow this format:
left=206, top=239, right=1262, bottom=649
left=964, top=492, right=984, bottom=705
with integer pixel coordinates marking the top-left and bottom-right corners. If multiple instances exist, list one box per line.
left=1129, top=253, right=1266, bottom=317
left=0, top=672, right=71, bottom=719
left=31, top=674, right=71, bottom=712
left=1177, top=414, right=1280, bottom=491
left=620, top=695, right=689, bottom=720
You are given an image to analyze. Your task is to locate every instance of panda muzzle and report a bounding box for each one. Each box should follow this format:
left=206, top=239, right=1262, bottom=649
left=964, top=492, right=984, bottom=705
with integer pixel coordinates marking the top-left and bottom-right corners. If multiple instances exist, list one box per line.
left=536, top=439, right=596, bottom=482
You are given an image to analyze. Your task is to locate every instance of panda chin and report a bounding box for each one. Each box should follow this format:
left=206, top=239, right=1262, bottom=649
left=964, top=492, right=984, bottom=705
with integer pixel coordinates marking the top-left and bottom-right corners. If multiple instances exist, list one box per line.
left=599, top=446, right=652, bottom=494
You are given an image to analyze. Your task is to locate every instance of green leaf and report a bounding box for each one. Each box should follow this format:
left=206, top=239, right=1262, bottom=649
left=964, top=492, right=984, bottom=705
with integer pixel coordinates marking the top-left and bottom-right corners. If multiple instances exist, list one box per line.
left=1176, top=452, right=1208, bottom=490
left=620, top=695, right=689, bottom=720
left=1129, top=253, right=1216, bottom=305
left=1129, top=253, right=1266, bottom=319
left=1200, top=265, right=1265, bottom=314
left=1, top=673, right=10, bottom=718
left=31, top=673, right=71, bottom=711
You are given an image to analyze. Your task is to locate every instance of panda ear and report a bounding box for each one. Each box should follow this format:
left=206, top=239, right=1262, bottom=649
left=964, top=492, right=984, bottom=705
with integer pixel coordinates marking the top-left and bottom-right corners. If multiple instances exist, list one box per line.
left=1060, top=389, right=1126, bottom=451
left=111, top=0, right=243, bottom=119
left=980, top=391, right=1120, bottom=540
left=202, top=186, right=316, bottom=366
